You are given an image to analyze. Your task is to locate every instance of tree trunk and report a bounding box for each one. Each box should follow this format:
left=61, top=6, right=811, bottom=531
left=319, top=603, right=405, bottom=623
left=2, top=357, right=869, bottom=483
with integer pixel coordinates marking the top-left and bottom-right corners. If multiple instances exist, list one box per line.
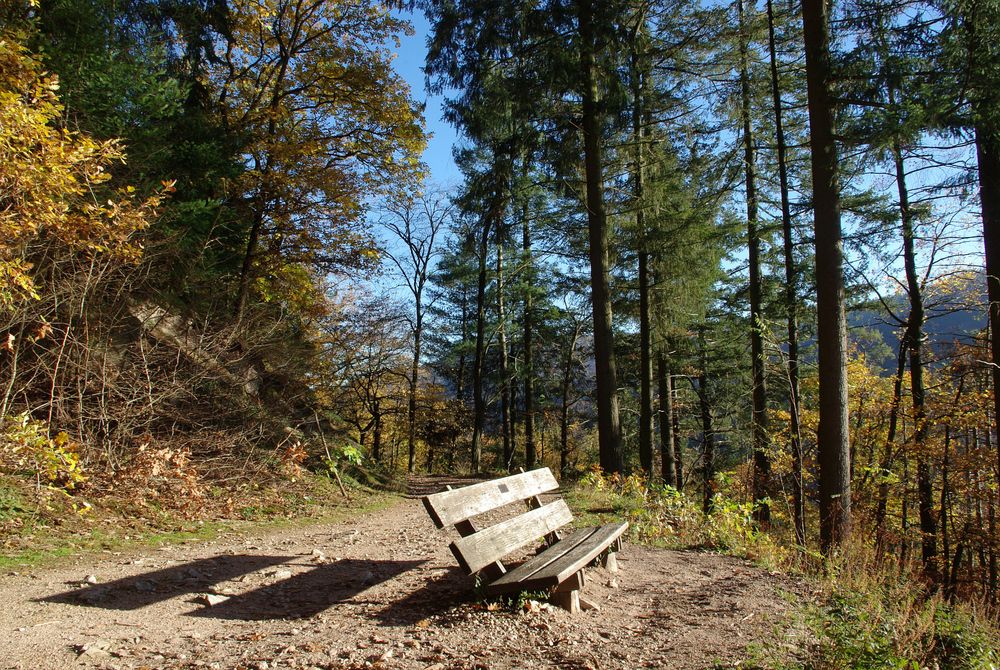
left=497, top=244, right=513, bottom=471
left=901, top=454, right=910, bottom=566
left=235, top=209, right=264, bottom=321
left=892, top=134, right=936, bottom=571
left=699, top=327, right=715, bottom=514
left=457, top=284, right=469, bottom=401
left=470, top=216, right=492, bottom=474
left=672, top=376, right=684, bottom=489
left=408, top=298, right=422, bottom=473
left=509, top=371, right=518, bottom=464
left=560, top=322, right=581, bottom=479
left=638, top=234, right=654, bottom=475
left=522, top=214, right=536, bottom=470
left=739, top=0, right=771, bottom=526
left=962, top=0, right=1000, bottom=495
left=947, top=540, right=965, bottom=605
left=941, top=424, right=951, bottom=586
left=989, top=481, right=998, bottom=606
left=235, top=46, right=293, bottom=322
left=976, top=125, right=1000, bottom=482
left=801, top=0, right=851, bottom=552
left=875, top=338, right=907, bottom=547
left=576, top=0, right=623, bottom=474
left=657, top=351, right=676, bottom=486
left=631, top=22, right=654, bottom=476
left=767, top=0, right=803, bottom=545
left=372, top=400, right=382, bottom=464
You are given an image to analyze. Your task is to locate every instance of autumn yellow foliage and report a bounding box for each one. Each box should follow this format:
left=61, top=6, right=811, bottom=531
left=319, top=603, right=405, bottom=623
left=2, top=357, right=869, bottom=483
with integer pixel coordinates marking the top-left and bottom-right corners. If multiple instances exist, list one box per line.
left=0, top=33, right=163, bottom=309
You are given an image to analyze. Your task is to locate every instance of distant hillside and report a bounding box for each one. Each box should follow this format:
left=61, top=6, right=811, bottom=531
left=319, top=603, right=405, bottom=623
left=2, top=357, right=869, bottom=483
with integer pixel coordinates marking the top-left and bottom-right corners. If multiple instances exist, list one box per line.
left=848, top=271, right=986, bottom=369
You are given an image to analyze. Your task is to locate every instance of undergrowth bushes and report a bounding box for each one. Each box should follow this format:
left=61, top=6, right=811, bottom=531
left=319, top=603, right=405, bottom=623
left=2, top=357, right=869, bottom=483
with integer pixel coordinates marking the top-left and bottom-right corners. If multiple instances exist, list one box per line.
left=573, top=471, right=999, bottom=669
left=571, top=470, right=786, bottom=567
left=1, top=413, right=86, bottom=494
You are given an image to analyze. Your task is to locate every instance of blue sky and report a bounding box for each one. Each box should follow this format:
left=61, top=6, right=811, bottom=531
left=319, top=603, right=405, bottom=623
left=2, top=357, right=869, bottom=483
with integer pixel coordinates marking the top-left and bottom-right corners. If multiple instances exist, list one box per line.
left=392, top=9, right=461, bottom=187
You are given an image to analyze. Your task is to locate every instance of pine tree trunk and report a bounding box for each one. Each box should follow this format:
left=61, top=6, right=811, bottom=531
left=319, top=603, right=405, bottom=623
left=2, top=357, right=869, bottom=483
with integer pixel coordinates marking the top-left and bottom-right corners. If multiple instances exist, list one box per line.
left=892, top=136, right=936, bottom=571
left=976, top=125, right=1000, bottom=483
left=657, top=351, right=676, bottom=486
left=457, top=285, right=468, bottom=401
left=767, top=0, right=803, bottom=545
left=509, top=374, right=518, bottom=463
left=522, top=197, right=536, bottom=469
left=470, top=217, right=492, bottom=474
left=801, top=0, right=851, bottom=552
left=560, top=322, right=581, bottom=479
left=638, top=257, right=653, bottom=475
left=672, top=376, right=684, bottom=489
left=699, top=327, right=715, bottom=514
left=631, top=23, right=654, bottom=476
left=962, top=0, right=1000, bottom=496
left=739, top=0, right=770, bottom=525
left=576, top=0, right=623, bottom=474
left=497, top=244, right=513, bottom=471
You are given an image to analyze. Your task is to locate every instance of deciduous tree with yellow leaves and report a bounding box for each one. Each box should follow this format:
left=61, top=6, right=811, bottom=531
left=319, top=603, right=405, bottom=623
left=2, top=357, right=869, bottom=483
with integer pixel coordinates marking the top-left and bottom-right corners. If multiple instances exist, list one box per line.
left=0, top=32, right=162, bottom=311
left=216, top=0, right=426, bottom=319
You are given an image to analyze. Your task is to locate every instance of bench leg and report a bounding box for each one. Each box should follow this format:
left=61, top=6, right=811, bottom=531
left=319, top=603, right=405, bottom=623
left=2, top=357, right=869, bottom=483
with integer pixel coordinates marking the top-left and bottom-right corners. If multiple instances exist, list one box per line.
left=599, top=537, right=623, bottom=573
left=551, top=571, right=583, bottom=614
left=601, top=551, right=618, bottom=573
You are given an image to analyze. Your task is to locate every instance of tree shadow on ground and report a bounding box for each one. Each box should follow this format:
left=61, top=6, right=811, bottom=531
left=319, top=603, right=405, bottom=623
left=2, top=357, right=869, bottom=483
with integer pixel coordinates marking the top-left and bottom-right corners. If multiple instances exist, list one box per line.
left=374, top=565, right=472, bottom=626
left=38, top=555, right=290, bottom=610
left=187, top=558, right=427, bottom=621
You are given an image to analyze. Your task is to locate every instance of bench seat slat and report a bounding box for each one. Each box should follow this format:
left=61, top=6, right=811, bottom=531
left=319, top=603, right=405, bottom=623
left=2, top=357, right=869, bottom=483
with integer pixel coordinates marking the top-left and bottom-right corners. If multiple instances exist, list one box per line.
left=482, top=527, right=593, bottom=592
left=450, top=499, right=573, bottom=573
left=423, top=468, right=560, bottom=528
left=484, top=522, right=628, bottom=595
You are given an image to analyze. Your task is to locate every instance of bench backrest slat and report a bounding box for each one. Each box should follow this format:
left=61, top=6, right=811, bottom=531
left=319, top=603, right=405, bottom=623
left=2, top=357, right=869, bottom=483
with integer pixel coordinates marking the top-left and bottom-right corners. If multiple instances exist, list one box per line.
left=422, top=468, right=559, bottom=529
left=450, top=499, right=573, bottom=573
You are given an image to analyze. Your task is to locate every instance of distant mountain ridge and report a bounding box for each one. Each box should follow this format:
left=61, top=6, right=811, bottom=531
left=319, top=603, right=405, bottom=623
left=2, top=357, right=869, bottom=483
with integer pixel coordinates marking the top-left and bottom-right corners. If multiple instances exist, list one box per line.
left=848, top=271, right=986, bottom=369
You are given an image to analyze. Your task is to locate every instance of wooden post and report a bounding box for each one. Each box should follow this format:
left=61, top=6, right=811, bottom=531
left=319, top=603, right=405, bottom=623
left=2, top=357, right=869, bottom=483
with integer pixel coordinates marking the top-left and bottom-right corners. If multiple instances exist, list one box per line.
left=600, top=552, right=618, bottom=573
left=551, top=571, right=583, bottom=613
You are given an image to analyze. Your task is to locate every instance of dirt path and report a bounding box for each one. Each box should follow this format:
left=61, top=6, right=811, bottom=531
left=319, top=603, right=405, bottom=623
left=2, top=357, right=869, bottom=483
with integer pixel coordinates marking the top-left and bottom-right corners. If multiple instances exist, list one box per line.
left=0, top=477, right=809, bottom=669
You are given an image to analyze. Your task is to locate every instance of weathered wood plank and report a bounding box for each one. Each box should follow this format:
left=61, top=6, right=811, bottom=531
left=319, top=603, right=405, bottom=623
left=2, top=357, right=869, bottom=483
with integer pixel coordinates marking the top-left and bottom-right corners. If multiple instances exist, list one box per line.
left=484, top=527, right=594, bottom=594
left=449, top=500, right=573, bottom=573
left=422, top=468, right=559, bottom=528
left=526, top=522, right=627, bottom=586
left=453, top=519, right=506, bottom=579
left=525, top=490, right=563, bottom=545
left=483, top=522, right=627, bottom=594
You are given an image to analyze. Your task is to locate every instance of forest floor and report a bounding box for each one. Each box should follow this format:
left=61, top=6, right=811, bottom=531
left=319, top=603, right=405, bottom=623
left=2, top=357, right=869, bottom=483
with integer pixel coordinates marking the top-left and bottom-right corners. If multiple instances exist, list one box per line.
left=0, top=476, right=813, bottom=670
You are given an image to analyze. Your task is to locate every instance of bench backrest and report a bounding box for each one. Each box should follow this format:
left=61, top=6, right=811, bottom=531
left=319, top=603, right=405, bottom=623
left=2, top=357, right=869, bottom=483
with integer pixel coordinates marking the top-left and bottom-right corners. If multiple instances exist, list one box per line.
left=422, top=467, right=572, bottom=574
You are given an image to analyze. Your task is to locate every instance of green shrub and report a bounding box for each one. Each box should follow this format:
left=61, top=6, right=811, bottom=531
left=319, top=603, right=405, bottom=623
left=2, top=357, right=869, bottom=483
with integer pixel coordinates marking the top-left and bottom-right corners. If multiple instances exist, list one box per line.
left=572, top=471, right=999, bottom=670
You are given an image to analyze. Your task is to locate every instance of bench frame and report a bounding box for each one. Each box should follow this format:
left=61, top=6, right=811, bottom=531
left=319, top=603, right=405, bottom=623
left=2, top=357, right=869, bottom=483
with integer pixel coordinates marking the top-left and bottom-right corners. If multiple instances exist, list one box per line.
left=422, top=467, right=627, bottom=613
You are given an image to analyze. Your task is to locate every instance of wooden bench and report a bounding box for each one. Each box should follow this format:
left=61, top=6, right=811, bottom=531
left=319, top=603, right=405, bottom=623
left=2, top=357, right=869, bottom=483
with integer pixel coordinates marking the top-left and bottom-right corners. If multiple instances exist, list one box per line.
left=421, top=467, right=627, bottom=613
